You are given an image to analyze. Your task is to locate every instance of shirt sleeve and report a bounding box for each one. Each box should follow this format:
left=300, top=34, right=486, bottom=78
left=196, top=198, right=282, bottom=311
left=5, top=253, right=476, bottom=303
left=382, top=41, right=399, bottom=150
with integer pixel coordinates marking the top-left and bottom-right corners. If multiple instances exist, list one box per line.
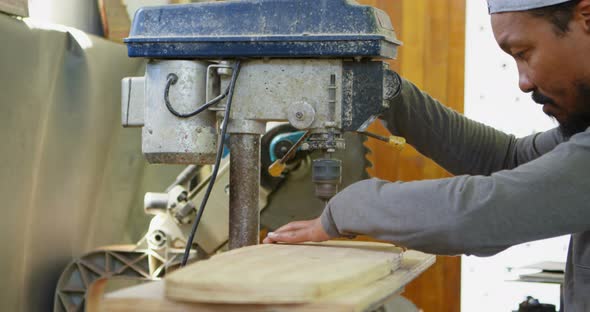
left=380, top=78, right=565, bottom=175
left=321, top=130, right=590, bottom=256
left=320, top=79, right=587, bottom=256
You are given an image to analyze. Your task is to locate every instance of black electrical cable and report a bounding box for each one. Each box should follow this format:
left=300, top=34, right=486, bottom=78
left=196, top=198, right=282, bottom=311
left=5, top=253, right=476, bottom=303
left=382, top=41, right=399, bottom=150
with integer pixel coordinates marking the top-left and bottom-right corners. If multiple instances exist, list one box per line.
left=165, top=73, right=231, bottom=119
left=181, top=60, right=241, bottom=266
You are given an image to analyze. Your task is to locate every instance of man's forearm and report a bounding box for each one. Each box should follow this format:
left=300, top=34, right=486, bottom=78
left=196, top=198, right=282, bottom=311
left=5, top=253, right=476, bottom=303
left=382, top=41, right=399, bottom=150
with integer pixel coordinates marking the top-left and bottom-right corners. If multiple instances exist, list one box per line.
left=321, top=129, right=590, bottom=256
left=382, top=78, right=525, bottom=175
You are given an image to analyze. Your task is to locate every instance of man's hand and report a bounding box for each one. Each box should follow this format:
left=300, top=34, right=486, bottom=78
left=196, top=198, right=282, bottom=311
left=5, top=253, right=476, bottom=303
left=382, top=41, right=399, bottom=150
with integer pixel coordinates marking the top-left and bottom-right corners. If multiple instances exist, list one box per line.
left=262, top=217, right=330, bottom=244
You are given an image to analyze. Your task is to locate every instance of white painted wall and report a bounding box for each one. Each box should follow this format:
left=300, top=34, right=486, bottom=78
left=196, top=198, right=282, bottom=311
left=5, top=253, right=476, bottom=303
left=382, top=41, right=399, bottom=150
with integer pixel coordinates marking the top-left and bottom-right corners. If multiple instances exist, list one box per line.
left=27, top=0, right=103, bottom=35
left=462, top=1, right=569, bottom=311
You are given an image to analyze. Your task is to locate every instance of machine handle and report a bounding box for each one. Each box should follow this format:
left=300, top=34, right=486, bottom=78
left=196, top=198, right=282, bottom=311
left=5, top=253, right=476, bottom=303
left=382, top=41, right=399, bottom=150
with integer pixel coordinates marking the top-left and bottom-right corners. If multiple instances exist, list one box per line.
left=357, top=131, right=406, bottom=151
left=268, top=130, right=312, bottom=177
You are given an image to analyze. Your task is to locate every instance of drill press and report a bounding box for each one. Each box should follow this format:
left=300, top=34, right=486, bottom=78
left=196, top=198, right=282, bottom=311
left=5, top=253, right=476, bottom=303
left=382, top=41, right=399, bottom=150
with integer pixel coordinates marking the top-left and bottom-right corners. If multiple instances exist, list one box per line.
left=121, top=0, right=402, bottom=252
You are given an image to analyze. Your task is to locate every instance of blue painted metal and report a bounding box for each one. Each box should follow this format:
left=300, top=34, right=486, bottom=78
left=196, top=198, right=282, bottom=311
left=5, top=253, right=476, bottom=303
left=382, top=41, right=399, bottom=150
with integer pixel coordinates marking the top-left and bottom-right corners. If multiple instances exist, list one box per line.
left=269, top=131, right=306, bottom=162
left=125, top=0, right=401, bottom=59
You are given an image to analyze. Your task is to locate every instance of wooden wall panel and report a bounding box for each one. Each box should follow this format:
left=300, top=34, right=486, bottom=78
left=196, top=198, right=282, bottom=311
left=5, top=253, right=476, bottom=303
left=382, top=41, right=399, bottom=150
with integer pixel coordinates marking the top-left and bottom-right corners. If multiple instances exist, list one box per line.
left=0, top=0, right=27, bottom=16
left=358, top=1, right=466, bottom=311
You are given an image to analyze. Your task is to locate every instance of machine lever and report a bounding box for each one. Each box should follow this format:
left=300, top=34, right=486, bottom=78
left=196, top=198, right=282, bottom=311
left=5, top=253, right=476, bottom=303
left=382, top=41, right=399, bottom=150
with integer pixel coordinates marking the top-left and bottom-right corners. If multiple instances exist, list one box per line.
left=357, top=131, right=406, bottom=151
left=268, top=130, right=312, bottom=177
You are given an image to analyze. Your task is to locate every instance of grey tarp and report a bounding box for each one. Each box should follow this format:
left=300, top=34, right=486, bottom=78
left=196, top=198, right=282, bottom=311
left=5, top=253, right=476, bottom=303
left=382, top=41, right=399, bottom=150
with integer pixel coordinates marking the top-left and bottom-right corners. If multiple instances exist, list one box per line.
left=0, top=13, right=183, bottom=311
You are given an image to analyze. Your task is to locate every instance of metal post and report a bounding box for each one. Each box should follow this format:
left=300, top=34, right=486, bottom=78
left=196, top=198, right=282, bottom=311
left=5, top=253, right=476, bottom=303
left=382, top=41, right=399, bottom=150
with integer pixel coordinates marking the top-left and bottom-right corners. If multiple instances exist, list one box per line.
left=229, top=134, right=261, bottom=249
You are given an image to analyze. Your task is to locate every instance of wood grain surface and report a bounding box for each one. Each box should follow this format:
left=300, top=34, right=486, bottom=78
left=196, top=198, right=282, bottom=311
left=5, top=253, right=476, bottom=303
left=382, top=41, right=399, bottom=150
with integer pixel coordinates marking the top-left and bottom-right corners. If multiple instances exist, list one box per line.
left=165, top=241, right=403, bottom=304
left=95, top=250, right=434, bottom=312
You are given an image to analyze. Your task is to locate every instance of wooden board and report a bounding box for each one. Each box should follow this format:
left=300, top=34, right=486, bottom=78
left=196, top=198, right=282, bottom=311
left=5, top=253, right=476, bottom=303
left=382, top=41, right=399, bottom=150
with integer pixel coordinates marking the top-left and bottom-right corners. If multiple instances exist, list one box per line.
left=94, top=250, right=434, bottom=312
left=166, top=241, right=402, bottom=304
left=98, top=0, right=132, bottom=43
left=0, top=0, right=28, bottom=16
left=98, top=0, right=203, bottom=43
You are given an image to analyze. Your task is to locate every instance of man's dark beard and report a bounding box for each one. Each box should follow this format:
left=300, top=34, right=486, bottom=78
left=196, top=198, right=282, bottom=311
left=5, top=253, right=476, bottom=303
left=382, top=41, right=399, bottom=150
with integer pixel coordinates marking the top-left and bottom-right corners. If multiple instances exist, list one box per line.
left=532, top=83, right=590, bottom=138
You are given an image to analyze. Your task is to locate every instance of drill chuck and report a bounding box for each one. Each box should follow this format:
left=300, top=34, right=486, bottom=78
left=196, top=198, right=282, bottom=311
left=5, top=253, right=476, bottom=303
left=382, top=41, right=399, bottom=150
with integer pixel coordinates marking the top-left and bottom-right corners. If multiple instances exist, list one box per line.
left=312, top=159, right=342, bottom=201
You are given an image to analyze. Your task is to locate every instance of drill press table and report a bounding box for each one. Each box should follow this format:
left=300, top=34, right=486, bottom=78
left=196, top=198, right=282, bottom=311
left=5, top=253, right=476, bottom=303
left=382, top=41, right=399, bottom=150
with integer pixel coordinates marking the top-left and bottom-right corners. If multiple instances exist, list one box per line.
left=91, top=241, right=434, bottom=312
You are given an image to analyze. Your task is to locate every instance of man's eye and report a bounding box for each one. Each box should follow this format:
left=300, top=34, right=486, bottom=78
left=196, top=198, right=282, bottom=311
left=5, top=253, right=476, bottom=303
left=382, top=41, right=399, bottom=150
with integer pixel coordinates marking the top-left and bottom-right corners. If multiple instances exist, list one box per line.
left=514, top=50, right=527, bottom=60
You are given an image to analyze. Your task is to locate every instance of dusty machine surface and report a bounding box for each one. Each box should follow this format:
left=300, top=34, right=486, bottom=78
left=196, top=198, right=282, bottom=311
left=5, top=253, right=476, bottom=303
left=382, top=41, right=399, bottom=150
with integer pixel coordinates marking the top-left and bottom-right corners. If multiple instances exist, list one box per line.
left=55, top=1, right=430, bottom=311
left=122, top=0, right=403, bottom=249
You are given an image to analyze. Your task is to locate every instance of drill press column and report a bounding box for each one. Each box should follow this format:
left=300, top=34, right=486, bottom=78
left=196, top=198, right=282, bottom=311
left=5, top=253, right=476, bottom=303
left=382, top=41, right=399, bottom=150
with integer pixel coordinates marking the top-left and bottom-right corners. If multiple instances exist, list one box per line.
left=229, top=134, right=261, bottom=249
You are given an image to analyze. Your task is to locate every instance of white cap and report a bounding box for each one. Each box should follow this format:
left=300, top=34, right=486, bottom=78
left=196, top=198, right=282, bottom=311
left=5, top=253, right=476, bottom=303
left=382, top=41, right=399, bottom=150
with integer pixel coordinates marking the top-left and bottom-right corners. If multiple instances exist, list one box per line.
left=488, top=0, right=572, bottom=14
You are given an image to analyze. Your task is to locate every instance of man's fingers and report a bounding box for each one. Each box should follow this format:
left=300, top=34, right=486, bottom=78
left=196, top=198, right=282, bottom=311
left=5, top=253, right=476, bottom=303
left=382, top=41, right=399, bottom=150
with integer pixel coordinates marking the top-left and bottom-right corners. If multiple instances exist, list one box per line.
left=266, top=228, right=310, bottom=243
left=263, top=217, right=330, bottom=244
left=273, top=220, right=313, bottom=233
left=262, top=236, right=276, bottom=244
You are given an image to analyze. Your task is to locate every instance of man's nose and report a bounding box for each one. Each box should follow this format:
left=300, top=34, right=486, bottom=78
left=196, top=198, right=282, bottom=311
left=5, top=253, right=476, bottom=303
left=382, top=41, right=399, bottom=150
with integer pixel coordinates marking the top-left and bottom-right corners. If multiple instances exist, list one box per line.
left=518, top=70, right=534, bottom=93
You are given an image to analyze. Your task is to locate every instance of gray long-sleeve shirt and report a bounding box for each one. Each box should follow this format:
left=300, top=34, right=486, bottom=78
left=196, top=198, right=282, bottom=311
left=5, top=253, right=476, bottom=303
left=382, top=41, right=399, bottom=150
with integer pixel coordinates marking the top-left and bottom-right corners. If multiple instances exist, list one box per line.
left=320, top=78, right=590, bottom=311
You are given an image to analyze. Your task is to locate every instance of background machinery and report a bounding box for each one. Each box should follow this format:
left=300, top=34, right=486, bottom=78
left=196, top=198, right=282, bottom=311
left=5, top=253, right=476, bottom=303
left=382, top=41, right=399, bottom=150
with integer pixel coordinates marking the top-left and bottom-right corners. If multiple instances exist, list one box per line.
left=55, top=0, right=407, bottom=310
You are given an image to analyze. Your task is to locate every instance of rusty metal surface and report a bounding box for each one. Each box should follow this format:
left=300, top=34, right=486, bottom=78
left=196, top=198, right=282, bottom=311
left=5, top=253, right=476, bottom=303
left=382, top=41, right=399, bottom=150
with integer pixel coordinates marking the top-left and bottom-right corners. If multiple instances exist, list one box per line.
left=0, top=15, right=183, bottom=311
left=228, top=134, right=261, bottom=249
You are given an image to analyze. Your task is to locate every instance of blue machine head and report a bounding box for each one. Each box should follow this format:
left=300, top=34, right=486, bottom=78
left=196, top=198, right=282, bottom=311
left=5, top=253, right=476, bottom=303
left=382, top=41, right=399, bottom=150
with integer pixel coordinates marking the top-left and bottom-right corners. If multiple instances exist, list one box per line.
left=125, top=0, right=402, bottom=59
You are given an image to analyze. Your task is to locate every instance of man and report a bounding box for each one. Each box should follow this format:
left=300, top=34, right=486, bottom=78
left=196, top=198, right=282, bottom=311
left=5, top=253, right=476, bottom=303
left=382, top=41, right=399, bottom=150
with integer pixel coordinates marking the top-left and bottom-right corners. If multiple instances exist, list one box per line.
left=263, top=0, right=590, bottom=310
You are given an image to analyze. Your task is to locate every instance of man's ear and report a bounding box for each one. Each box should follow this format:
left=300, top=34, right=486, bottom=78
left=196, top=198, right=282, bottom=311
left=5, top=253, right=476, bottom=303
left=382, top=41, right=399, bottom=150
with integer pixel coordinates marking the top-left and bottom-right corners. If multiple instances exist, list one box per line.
left=576, top=0, right=590, bottom=32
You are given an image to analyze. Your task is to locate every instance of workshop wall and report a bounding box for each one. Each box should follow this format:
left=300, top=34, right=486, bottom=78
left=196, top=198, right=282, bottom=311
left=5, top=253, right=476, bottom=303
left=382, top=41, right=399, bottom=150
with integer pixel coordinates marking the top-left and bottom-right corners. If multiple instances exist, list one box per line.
left=0, top=0, right=27, bottom=16
left=359, top=1, right=465, bottom=311
left=462, top=1, right=569, bottom=311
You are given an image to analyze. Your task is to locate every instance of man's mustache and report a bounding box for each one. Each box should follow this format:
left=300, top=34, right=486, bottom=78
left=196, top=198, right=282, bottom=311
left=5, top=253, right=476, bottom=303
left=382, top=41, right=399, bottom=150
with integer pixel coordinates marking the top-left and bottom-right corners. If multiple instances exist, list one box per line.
left=531, top=91, right=556, bottom=105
